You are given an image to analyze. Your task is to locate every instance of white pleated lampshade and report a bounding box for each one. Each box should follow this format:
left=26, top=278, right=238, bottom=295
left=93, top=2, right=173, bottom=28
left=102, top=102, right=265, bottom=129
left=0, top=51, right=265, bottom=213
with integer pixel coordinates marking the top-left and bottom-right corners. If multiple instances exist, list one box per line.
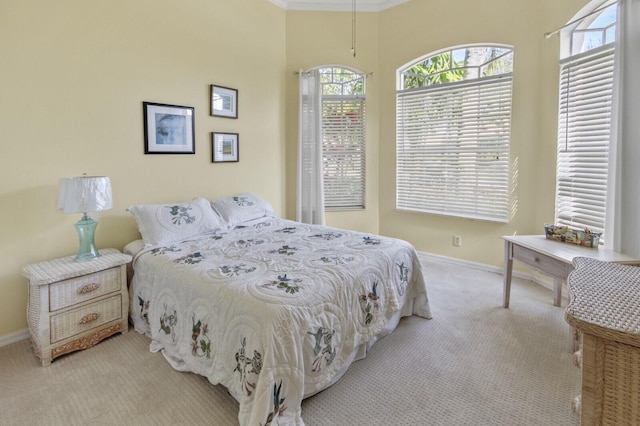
left=57, top=176, right=113, bottom=214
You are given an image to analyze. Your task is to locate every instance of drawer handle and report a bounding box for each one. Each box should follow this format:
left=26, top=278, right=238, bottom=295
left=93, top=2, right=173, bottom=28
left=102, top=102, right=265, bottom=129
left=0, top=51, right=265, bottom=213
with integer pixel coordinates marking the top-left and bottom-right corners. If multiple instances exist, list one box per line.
left=79, top=313, right=99, bottom=325
left=78, top=283, right=100, bottom=294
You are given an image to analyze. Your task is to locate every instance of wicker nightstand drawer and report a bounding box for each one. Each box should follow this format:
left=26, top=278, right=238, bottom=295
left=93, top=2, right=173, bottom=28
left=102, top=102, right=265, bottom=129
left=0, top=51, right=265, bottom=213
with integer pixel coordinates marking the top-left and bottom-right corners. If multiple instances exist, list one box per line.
left=50, top=294, right=122, bottom=343
left=49, top=267, right=122, bottom=311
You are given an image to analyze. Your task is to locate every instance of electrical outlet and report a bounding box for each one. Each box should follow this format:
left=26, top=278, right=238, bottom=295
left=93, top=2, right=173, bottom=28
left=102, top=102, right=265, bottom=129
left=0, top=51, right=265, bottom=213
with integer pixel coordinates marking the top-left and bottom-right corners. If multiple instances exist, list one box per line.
left=453, top=235, right=462, bottom=247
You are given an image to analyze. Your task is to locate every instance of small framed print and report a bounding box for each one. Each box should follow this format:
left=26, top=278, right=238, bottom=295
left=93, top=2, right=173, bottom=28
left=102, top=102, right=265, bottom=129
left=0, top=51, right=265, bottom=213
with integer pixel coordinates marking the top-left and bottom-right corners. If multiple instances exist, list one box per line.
left=212, top=132, right=239, bottom=163
left=143, top=102, right=195, bottom=154
left=210, top=85, right=238, bottom=118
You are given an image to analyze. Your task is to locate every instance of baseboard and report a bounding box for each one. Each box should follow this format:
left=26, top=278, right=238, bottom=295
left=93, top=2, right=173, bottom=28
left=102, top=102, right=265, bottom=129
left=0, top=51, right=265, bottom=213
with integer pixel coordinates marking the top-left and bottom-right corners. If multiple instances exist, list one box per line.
left=418, top=251, right=563, bottom=298
left=0, top=328, right=29, bottom=348
left=418, top=251, right=525, bottom=276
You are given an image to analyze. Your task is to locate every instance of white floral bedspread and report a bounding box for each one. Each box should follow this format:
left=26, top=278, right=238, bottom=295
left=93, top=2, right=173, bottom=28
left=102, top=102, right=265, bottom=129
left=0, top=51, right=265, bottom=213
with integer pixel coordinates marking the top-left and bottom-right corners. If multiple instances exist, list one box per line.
left=129, top=218, right=431, bottom=426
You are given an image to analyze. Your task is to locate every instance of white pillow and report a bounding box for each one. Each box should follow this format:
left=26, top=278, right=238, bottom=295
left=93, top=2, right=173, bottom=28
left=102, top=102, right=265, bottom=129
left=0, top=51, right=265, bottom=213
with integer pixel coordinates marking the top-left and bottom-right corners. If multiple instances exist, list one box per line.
left=211, top=192, right=275, bottom=227
left=127, top=198, right=225, bottom=246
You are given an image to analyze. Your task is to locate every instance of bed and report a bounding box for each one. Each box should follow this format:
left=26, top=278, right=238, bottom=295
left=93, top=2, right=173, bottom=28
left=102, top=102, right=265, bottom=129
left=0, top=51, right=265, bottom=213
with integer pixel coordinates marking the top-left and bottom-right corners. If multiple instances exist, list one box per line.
left=125, top=193, right=431, bottom=426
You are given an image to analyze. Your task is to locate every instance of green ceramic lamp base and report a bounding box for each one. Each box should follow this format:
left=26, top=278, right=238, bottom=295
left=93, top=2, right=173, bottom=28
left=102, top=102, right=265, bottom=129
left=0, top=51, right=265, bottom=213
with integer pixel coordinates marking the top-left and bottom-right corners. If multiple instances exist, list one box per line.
left=74, top=214, right=101, bottom=262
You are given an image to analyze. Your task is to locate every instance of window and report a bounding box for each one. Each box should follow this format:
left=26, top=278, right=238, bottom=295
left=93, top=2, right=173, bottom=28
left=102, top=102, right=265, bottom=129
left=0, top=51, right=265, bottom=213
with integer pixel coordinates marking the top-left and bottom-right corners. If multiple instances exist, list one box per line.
left=319, top=66, right=366, bottom=209
left=555, top=1, right=617, bottom=235
left=396, top=45, right=514, bottom=222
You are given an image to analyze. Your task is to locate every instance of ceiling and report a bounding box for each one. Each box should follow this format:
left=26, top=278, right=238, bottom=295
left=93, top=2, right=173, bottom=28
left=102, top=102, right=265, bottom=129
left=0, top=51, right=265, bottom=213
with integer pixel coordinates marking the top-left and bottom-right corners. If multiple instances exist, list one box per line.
left=267, top=0, right=411, bottom=12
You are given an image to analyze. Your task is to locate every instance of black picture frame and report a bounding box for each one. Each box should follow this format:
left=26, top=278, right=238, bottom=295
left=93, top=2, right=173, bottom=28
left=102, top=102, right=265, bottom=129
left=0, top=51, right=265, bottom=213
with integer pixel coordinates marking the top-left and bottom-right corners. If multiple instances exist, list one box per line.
left=143, top=102, right=195, bottom=154
left=212, top=132, right=239, bottom=163
left=210, top=85, right=238, bottom=118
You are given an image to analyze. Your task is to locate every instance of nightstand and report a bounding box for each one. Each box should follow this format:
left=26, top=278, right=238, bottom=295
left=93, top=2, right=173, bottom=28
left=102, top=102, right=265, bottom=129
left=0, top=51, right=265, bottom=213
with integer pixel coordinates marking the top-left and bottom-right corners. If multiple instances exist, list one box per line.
left=22, top=249, right=132, bottom=366
left=566, top=257, right=640, bottom=425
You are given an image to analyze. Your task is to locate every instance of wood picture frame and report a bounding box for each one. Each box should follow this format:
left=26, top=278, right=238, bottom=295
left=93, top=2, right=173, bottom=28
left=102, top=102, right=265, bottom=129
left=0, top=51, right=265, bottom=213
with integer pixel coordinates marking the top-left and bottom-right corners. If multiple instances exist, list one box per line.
left=210, top=85, right=238, bottom=118
left=212, top=132, right=239, bottom=163
left=143, top=102, right=195, bottom=154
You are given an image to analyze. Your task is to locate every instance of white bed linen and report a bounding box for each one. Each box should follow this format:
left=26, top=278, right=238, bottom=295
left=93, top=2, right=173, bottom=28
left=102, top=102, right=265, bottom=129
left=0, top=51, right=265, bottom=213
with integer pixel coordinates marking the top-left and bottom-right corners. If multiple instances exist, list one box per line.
left=128, top=217, right=431, bottom=426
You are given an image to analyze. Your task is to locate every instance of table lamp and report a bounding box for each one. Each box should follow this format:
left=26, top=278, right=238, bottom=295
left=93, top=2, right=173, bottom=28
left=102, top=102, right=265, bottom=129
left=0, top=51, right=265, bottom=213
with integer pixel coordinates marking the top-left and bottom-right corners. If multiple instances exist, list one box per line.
left=57, top=175, right=113, bottom=262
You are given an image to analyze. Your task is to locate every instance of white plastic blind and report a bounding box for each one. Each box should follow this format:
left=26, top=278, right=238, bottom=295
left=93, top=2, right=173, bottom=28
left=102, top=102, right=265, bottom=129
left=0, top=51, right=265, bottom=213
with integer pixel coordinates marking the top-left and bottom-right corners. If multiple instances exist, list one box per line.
left=396, top=75, right=512, bottom=222
left=555, top=47, right=614, bottom=234
left=322, top=96, right=366, bottom=209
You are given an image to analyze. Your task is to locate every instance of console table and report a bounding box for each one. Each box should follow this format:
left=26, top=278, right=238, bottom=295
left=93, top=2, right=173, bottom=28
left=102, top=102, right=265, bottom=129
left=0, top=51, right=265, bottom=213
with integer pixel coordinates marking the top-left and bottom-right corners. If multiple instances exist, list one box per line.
left=565, top=257, right=640, bottom=425
left=502, top=235, right=638, bottom=308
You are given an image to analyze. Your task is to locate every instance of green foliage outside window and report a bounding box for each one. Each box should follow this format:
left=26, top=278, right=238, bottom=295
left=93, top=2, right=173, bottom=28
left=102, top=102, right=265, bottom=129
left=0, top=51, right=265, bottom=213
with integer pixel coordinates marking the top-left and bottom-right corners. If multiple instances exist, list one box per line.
left=402, top=47, right=513, bottom=90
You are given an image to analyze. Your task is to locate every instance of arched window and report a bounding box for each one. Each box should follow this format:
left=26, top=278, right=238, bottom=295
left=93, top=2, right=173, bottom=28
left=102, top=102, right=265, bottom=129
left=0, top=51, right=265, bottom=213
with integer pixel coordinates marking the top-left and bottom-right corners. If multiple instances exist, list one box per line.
left=566, top=1, right=617, bottom=57
left=396, top=45, right=514, bottom=222
left=318, top=66, right=366, bottom=209
left=555, top=0, right=617, bottom=236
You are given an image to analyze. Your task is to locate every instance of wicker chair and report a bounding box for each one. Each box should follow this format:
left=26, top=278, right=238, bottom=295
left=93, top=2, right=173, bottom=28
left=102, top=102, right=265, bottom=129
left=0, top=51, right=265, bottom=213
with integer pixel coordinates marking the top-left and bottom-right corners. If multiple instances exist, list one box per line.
left=565, top=257, right=640, bottom=426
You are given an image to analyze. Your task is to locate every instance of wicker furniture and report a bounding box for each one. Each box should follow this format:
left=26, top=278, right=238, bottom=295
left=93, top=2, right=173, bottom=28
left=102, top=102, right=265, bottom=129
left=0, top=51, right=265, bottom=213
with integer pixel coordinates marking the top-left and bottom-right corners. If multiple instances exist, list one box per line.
left=502, top=235, right=639, bottom=308
left=565, top=257, right=640, bottom=426
left=22, top=249, right=131, bottom=366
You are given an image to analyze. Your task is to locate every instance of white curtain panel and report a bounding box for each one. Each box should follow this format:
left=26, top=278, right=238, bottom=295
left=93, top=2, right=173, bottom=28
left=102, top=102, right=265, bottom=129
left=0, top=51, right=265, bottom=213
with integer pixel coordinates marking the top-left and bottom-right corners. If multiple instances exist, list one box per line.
left=297, top=69, right=326, bottom=225
left=605, top=0, right=640, bottom=256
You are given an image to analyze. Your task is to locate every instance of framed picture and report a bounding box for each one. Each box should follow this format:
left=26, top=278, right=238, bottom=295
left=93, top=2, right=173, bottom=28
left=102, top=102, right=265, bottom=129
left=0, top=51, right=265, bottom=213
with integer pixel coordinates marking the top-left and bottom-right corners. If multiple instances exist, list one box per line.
left=210, top=85, right=238, bottom=118
left=212, top=132, right=239, bottom=163
left=143, top=102, right=195, bottom=154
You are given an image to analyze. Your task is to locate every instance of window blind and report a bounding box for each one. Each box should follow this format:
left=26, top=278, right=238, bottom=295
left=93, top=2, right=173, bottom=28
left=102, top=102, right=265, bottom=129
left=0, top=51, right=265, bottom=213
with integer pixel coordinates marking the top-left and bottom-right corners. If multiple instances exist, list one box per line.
left=555, top=47, right=614, bottom=234
left=322, top=96, right=366, bottom=209
left=396, top=75, right=512, bottom=222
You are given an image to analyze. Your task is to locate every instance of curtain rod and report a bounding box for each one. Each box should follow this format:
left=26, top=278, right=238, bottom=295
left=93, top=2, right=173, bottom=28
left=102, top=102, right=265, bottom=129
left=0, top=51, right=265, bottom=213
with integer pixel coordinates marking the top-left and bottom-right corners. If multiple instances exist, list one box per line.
left=544, top=1, right=615, bottom=39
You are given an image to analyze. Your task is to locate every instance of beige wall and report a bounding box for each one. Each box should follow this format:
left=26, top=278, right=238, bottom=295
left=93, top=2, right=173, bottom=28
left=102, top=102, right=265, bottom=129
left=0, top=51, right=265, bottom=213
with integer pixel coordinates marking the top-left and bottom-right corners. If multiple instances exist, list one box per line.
left=0, top=0, right=286, bottom=336
left=1, top=0, right=590, bottom=337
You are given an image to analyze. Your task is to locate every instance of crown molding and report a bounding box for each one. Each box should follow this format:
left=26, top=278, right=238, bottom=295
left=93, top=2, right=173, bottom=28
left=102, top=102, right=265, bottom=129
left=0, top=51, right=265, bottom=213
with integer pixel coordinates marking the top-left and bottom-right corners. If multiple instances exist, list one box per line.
left=266, top=0, right=411, bottom=12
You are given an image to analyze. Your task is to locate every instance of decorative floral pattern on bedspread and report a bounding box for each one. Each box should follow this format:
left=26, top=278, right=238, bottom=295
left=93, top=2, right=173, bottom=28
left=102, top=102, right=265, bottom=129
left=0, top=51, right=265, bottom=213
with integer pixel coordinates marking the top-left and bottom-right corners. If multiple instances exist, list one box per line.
left=234, top=337, right=262, bottom=396
left=129, top=217, right=431, bottom=426
left=191, top=315, right=211, bottom=359
left=262, top=380, right=287, bottom=426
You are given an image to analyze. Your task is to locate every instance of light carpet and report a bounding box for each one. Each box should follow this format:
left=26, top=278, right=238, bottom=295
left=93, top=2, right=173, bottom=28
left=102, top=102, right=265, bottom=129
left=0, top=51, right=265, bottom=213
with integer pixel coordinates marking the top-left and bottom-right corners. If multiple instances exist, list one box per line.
left=0, top=254, right=580, bottom=425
